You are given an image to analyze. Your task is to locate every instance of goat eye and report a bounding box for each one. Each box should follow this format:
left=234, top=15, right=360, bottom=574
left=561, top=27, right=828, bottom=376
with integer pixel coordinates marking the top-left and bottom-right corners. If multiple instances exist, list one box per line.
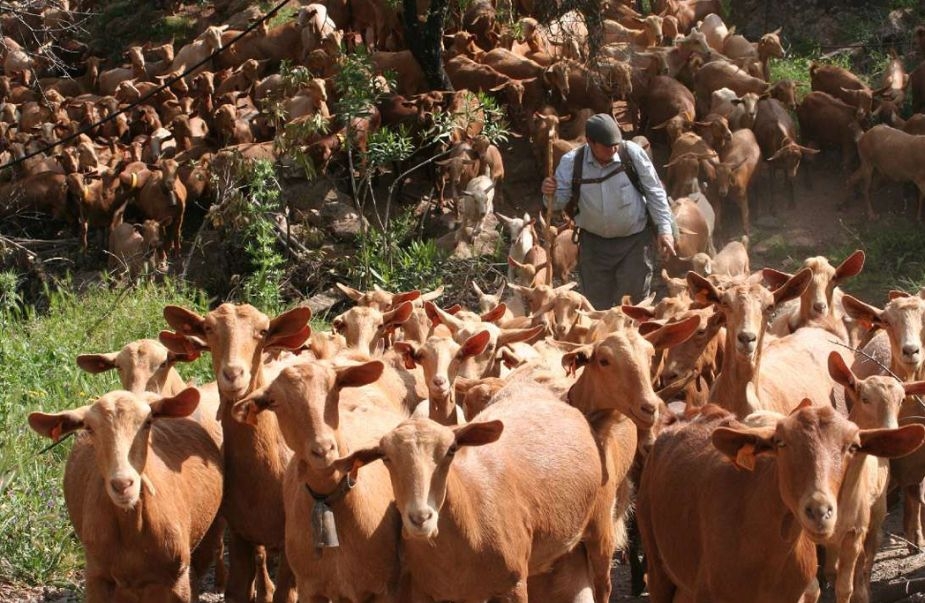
left=447, top=444, right=459, bottom=457
left=848, top=443, right=860, bottom=454
left=258, top=329, right=268, bottom=338
left=860, top=397, right=870, bottom=405
left=774, top=439, right=786, bottom=448
left=598, top=357, right=609, bottom=367
left=144, top=419, right=153, bottom=429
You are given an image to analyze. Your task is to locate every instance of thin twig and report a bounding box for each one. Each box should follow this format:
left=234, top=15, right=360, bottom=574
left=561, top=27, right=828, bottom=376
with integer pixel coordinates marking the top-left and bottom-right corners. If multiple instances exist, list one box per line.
left=82, top=282, right=133, bottom=343
left=38, top=432, right=74, bottom=455
left=830, top=339, right=902, bottom=381
left=887, top=531, right=925, bottom=554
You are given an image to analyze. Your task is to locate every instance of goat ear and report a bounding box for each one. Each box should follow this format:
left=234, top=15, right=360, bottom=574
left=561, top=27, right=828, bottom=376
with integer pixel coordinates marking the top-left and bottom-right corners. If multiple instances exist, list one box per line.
left=150, top=387, right=200, bottom=419
left=391, top=290, right=422, bottom=307
left=841, top=294, right=884, bottom=331
left=167, top=346, right=201, bottom=363
left=712, top=425, right=776, bottom=471
left=644, top=315, right=699, bottom=350
left=421, top=285, right=444, bottom=302
left=453, top=419, right=503, bottom=447
left=164, top=305, right=207, bottom=339
left=498, top=324, right=545, bottom=346
left=904, top=381, right=925, bottom=397
left=860, top=424, right=925, bottom=459
left=76, top=352, right=119, bottom=373
left=461, top=330, right=492, bottom=359
left=383, top=301, right=413, bottom=327
left=425, top=301, right=464, bottom=333
left=621, top=304, right=656, bottom=322
left=453, top=376, right=480, bottom=395
left=336, top=282, right=364, bottom=302
left=393, top=342, right=420, bottom=370
left=687, top=271, right=721, bottom=306
left=834, top=249, right=865, bottom=281
left=335, top=361, right=384, bottom=389
left=332, top=446, right=385, bottom=476
left=266, top=307, right=312, bottom=350
left=231, top=388, right=271, bottom=425
left=761, top=267, right=792, bottom=290
left=771, top=268, right=812, bottom=307
left=827, top=351, right=856, bottom=389
left=562, top=344, right=594, bottom=375
left=29, top=406, right=90, bottom=441
left=159, top=329, right=208, bottom=355
left=480, top=303, right=507, bottom=323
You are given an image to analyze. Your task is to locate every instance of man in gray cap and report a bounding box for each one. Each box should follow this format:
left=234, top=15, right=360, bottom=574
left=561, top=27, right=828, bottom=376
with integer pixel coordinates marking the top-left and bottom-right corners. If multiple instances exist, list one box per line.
left=540, top=113, right=675, bottom=309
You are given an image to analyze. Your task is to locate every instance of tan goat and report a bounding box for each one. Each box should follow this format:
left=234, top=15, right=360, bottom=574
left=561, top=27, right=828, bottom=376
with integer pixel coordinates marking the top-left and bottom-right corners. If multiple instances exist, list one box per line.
left=638, top=403, right=924, bottom=602
left=394, top=330, right=491, bottom=425
left=842, top=291, right=925, bottom=547
left=689, top=270, right=853, bottom=417
left=77, top=338, right=197, bottom=396
left=333, top=382, right=605, bottom=603
left=765, top=250, right=865, bottom=340
left=160, top=303, right=311, bottom=603
left=825, top=352, right=925, bottom=603
left=230, top=359, right=406, bottom=602
left=28, top=389, right=224, bottom=602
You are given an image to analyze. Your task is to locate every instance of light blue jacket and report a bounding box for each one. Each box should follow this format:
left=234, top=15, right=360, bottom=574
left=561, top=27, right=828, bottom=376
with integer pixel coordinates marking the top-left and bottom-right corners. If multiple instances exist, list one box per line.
left=548, top=141, right=673, bottom=238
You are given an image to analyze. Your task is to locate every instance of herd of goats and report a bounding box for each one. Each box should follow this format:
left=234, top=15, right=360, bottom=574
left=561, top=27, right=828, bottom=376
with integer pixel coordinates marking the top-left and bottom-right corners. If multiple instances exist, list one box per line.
left=10, top=0, right=925, bottom=601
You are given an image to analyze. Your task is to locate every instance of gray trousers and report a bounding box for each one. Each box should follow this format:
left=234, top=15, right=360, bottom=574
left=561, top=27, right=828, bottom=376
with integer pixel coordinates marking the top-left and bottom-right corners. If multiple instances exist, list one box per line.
left=578, top=228, right=654, bottom=310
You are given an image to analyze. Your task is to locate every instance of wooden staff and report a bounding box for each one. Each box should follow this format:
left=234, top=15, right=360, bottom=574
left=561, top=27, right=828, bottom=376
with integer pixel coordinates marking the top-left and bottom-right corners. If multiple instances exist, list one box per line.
left=544, top=135, right=555, bottom=286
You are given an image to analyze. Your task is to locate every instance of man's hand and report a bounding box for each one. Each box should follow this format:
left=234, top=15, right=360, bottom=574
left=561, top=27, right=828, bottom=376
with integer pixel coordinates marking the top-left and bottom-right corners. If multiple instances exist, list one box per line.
left=541, top=176, right=557, bottom=196
left=657, top=234, right=676, bottom=260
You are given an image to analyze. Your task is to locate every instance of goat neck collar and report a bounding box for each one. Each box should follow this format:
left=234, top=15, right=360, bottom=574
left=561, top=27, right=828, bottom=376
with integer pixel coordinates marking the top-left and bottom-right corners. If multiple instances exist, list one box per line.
left=305, top=472, right=356, bottom=505
left=305, top=472, right=356, bottom=551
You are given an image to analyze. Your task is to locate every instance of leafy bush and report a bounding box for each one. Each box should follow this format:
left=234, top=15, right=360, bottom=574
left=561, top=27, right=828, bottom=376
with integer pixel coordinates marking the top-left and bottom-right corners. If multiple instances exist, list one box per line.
left=348, top=208, right=447, bottom=293
left=207, top=158, right=287, bottom=313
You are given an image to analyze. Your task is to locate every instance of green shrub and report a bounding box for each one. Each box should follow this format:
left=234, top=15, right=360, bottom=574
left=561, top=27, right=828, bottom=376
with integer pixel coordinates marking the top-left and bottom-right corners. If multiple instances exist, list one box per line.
left=207, top=158, right=287, bottom=313
left=349, top=208, right=448, bottom=294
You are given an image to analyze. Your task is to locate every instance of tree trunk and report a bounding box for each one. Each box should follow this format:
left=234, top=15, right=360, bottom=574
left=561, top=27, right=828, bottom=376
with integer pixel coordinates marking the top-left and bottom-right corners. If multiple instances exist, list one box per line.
left=403, top=0, right=453, bottom=91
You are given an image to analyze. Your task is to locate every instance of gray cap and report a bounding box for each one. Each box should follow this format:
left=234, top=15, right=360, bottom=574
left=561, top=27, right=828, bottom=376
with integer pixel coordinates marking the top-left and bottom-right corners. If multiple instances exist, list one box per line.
left=585, top=113, right=623, bottom=145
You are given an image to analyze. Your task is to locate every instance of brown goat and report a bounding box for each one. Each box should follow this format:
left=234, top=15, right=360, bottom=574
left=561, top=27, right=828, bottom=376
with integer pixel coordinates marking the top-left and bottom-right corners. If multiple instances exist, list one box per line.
left=28, top=389, right=225, bottom=602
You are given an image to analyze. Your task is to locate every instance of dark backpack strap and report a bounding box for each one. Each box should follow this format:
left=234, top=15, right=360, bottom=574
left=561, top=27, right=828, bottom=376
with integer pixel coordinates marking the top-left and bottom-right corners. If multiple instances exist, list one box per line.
left=619, top=143, right=644, bottom=196
left=565, top=145, right=586, bottom=219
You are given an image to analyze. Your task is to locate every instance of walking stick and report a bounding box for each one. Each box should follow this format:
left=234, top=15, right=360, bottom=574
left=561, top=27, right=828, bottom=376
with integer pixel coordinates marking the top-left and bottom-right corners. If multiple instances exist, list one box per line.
left=544, top=136, right=555, bottom=286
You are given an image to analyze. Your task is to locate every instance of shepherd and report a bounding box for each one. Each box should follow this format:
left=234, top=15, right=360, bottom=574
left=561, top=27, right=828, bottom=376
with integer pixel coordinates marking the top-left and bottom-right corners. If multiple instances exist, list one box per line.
left=541, top=113, right=676, bottom=309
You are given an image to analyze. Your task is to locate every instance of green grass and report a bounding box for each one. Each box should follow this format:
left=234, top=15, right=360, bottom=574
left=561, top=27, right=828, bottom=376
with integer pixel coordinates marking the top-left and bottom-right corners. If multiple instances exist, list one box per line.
left=769, top=52, right=854, bottom=101
left=0, top=278, right=213, bottom=586
left=825, top=218, right=925, bottom=302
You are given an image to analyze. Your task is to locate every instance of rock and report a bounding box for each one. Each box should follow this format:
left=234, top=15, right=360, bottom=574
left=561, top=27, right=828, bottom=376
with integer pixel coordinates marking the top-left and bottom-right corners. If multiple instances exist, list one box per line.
left=322, top=198, right=367, bottom=241
left=304, top=287, right=345, bottom=315
left=283, top=178, right=367, bottom=241
left=223, top=5, right=264, bottom=30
